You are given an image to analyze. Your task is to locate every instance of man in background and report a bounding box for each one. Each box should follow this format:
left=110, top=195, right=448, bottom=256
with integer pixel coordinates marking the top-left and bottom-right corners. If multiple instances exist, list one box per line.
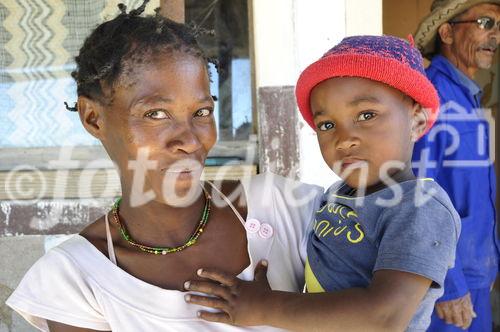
left=413, top=0, right=500, bottom=331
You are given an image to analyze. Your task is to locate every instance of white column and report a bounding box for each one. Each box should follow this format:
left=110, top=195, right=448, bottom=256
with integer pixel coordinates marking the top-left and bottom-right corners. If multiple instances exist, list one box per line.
left=252, top=0, right=383, bottom=188
left=295, top=0, right=383, bottom=188
left=252, top=0, right=296, bottom=87
left=293, top=0, right=346, bottom=188
left=345, top=0, right=383, bottom=36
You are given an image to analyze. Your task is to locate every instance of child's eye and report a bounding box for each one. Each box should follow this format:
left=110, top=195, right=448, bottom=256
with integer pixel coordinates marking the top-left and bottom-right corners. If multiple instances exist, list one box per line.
left=195, top=108, right=213, bottom=117
left=318, top=121, right=335, bottom=131
left=357, top=112, right=376, bottom=121
left=145, top=110, right=168, bottom=119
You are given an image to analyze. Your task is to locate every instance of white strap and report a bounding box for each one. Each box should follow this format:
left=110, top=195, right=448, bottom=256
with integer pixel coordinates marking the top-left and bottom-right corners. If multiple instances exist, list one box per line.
left=206, top=181, right=246, bottom=226
left=105, top=212, right=118, bottom=265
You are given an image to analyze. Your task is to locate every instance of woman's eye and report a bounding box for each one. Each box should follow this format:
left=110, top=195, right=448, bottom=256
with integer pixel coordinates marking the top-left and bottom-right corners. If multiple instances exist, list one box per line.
left=357, top=112, right=376, bottom=121
left=195, top=108, right=213, bottom=117
left=145, top=110, right=168, bottom=119
left=318, top=122, right=335, bottom=131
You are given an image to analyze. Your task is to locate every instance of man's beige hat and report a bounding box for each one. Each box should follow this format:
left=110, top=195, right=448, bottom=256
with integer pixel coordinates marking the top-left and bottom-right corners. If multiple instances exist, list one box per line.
left=415, top=0, right=500, bottom=58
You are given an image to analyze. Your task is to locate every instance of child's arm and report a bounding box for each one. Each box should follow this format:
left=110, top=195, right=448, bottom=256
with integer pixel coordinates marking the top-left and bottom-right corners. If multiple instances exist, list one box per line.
left=185, top=261, right=431, bottom=332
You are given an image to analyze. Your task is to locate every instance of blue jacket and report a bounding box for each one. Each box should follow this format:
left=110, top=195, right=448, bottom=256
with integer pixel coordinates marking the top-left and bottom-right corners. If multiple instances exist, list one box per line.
left=412, top=55, right=499, bottom=301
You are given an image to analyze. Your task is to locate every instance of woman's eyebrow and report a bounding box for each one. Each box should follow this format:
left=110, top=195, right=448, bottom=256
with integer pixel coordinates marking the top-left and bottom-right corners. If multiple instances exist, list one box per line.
left=132, top=95, right=173, bottom=107
left=136, top=95, right=214, bottom=105
left=198, top=96, right=215, bottom=103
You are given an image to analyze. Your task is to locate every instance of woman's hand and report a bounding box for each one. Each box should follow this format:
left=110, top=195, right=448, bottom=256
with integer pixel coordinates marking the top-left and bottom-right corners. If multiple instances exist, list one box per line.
left=184, top=260, right=271, bottom=326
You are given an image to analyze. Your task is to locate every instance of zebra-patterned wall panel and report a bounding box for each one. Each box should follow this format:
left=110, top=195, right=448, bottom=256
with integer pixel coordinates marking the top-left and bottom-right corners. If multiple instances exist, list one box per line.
left=0, top=0, right=159, bottom=148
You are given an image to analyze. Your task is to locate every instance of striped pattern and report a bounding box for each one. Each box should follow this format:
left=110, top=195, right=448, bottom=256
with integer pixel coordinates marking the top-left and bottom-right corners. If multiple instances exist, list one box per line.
left=324, top=35, right=425, bottom=75
left=0, top=0, right=158, bottom=148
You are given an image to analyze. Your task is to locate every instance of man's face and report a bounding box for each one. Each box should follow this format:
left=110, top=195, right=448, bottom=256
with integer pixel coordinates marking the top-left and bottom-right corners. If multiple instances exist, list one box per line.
left=449, top=3, right=500, bottom=71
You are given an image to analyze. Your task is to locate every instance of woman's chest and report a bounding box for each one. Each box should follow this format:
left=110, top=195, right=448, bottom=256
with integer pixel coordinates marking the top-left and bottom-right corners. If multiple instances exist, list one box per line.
left=113, top=218, right=250, bottom=290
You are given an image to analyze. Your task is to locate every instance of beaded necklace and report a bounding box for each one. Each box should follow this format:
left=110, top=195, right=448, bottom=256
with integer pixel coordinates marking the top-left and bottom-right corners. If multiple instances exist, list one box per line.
left=111, top=186, right=211, bottom=255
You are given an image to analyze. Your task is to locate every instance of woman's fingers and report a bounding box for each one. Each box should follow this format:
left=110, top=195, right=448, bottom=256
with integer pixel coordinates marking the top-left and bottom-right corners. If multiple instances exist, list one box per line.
left=197, top=268, right=237, bottom=287
left=197, top=310, right=232, bottom=324
left=184, top=280, right=232, bottom=300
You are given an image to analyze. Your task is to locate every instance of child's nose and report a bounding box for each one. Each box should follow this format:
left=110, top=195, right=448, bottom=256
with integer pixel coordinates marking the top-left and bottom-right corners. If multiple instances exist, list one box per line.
left=335, top=128, right=360, bottom=151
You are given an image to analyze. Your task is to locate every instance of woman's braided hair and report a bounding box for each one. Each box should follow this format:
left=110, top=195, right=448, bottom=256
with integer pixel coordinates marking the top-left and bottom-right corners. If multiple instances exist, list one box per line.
left=65, top=0, right=218, bottom=111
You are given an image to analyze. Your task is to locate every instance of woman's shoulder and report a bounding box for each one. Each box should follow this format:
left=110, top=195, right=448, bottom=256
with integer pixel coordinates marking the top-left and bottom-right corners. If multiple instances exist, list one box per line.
left=244, top=172, right=322, bottom=191
left=243, top=173, right=324, bottom=231
left=6, top=234, right=111, bottom=331
left=79, top=215, right=111, bottom=259
left=37, top=234, right=102, bottom=271
left=244, top=172, right=324, bottom=205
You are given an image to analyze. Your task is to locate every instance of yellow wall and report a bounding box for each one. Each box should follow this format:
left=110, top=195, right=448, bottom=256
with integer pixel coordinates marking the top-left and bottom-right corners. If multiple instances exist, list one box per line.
left=383, top=0, right=433, bottom=38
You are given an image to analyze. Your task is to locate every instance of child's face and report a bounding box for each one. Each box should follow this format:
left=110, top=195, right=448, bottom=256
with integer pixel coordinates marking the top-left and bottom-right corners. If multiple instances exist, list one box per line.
left=93, top=52, right=216, bottom=198
left=310, top=77, right=424, bottom=189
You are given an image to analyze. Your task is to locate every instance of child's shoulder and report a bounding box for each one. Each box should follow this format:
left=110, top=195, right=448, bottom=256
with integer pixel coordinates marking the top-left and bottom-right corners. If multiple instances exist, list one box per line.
left=385, top=179, right=461, bottom=240
left=401, top=179, right=455, bottom=212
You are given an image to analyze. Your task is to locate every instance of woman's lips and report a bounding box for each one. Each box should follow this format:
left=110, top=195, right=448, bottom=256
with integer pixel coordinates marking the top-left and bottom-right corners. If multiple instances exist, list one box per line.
left=164, top=169, right=193, bottom=173
left=161, top=160, right=204, bottom=173
left=161, top=167, right=203, bottom=182
left=163, top=167, right=202, bottom=174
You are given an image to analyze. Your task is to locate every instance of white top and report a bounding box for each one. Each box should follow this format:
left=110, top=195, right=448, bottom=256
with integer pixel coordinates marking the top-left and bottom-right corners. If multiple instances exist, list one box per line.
left=6, top=173, right=323, bottom=331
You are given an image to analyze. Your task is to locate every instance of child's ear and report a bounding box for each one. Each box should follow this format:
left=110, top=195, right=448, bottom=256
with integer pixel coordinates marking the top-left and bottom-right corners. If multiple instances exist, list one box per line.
left=437, top=23, right=454, bottom=46
left=410, top=103, right=427, bottom=142
left=77, top=96, right=106, bottom=141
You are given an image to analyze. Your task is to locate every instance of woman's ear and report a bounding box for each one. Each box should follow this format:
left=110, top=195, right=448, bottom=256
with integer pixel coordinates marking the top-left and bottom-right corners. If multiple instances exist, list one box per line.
left=410, top=103, right=428, bottom=142
left=77, top=96, right=106, bottom=140
left=437, top=23, right=454, bottom=46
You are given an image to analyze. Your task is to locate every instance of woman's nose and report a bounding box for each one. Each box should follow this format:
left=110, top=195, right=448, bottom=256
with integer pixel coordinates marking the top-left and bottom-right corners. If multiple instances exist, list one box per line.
left=166, top=122, right=203, bottom=154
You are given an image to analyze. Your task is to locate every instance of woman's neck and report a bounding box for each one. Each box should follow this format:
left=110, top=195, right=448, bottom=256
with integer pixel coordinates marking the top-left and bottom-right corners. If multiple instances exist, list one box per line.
left=116, top=186, right=207, bottom=247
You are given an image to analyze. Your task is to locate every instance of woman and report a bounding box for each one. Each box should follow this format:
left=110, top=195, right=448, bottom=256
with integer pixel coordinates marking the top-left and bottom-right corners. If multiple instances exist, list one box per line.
left=6, top=2, right=322, bottom=331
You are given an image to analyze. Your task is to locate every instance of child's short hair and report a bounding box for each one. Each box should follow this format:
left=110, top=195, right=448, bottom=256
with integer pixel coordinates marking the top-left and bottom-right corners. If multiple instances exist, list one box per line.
left=295, top=35, right=439, bottom=134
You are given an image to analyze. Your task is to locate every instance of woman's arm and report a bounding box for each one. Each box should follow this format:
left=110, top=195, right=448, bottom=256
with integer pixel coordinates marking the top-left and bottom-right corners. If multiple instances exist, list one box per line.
left=185, top=263, right=431, bottom=332
left=48, top=321, right=110, bottom=332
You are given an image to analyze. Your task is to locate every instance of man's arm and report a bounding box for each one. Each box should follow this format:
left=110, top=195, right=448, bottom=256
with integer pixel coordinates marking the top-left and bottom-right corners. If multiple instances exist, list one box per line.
left=413, top=113, right=474, bottom=329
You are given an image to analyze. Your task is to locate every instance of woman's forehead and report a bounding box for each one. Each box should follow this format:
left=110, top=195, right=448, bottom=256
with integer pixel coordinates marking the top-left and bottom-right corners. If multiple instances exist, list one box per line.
left=108, top=55, right=211, bottom=106
left=119, top=50, right=206, bottom=81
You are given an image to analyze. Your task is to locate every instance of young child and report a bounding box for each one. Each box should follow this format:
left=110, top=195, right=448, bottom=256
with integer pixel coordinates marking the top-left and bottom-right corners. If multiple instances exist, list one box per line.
left=184, top=35, right=461, bottom=331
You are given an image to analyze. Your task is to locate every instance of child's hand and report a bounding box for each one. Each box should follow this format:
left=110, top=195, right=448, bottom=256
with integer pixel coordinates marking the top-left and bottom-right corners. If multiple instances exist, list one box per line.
left=184, top=260, right=271, bottom=326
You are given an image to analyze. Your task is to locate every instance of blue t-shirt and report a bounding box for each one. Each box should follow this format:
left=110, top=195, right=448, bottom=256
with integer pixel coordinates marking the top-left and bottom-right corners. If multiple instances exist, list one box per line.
left=306, top=179, right=461, bottom=331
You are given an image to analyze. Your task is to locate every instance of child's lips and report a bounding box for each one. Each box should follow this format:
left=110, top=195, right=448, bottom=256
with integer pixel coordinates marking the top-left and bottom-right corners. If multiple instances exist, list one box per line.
left=341, top=158, right=367, bottom=171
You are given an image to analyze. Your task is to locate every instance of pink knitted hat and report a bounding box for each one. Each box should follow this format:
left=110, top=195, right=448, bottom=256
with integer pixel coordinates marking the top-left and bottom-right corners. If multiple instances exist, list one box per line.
left=295, top=35, right=440, bottom=135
